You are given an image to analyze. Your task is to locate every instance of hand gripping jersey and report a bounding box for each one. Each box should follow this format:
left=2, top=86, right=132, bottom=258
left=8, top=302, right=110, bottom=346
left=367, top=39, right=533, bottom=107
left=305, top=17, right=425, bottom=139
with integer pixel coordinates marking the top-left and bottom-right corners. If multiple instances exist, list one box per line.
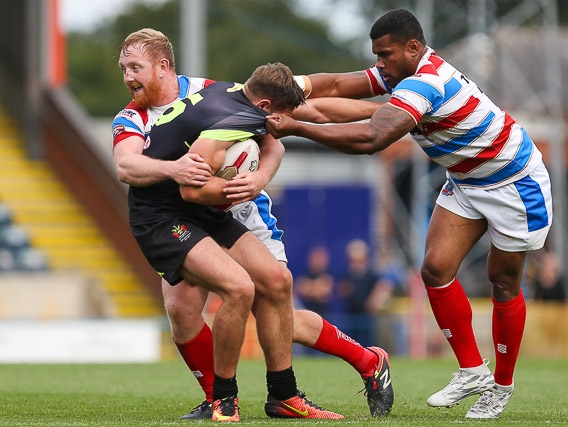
left=365, top=47, right=542, bottom=189
left=128, top=81, right=270, bottom=227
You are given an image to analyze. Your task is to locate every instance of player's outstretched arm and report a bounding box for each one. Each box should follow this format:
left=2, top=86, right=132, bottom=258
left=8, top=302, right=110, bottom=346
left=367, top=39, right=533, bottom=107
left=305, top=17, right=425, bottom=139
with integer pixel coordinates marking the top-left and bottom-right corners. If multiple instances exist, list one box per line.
left=306, top=71, right=374, bottom=99
left=267, top=103, right=416, bottom=155
left=293, top=98, right=381, bottom=124
left=114, top=136, right=212, bottom=187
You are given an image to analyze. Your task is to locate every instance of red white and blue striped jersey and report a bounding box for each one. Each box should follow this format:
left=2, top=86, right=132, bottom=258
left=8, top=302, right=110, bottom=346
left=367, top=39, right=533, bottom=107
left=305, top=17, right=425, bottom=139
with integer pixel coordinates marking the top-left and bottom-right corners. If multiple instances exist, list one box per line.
left=366, top=47, right=542, bottom=189
left=112, top=75, right=214, bottom=148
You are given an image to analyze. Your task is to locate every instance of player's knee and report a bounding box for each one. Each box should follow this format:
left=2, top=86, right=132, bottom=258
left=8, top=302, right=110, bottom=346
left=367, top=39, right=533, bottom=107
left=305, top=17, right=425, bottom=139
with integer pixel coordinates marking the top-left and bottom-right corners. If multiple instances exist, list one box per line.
left=420, top=258, right=449, bottom=287
left=489, top=274, right=521, bottom=302
left=225, top=277, right=256, bottom=308
left=275, top=264, right=293, bottom=292
left=260, top=264, right=293, bottom=303
left=164, top=300, right=203, bottom=326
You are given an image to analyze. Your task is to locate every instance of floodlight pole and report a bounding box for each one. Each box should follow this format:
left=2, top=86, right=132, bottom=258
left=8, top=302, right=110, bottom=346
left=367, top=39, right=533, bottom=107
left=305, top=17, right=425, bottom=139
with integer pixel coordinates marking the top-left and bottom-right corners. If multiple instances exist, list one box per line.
left=542, top=0, right=567, bottom=271
left=179, top=0, right=207, bottom=77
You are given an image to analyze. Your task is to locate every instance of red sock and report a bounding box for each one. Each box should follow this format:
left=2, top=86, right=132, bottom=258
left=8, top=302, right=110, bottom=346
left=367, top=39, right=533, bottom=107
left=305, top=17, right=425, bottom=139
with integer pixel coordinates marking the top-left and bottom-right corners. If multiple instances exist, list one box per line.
left=175, top=324, right=214, bottom=402
left=492, top=292, right=525, bottom=386
left=311, top=318, right=377, bottom=377
left=426, top=278, right=483, bottom=368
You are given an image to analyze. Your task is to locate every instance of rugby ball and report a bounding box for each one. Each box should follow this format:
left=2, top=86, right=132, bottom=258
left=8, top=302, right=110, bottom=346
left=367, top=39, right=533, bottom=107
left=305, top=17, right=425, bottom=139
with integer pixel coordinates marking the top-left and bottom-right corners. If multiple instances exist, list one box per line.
left=215, top=138, right=260, bottom=180
left=214, top=138, right=260, bottom=210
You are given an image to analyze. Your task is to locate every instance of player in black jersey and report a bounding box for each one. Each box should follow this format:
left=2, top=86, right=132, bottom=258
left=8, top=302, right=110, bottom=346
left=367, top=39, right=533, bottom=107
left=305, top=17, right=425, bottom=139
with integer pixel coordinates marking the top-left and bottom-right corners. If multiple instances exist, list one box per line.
left=115, top=28, right=390, bottom=422
left=131, top=78, right=292, bottom=228
left=132, top=63, right=343, bottom=421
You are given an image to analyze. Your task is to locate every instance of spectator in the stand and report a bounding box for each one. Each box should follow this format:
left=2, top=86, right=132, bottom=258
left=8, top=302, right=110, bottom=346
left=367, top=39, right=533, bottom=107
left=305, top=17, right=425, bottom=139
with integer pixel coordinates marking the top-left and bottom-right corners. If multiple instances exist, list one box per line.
left=532, top=250, right=566, bottom=303
left=338, top=239, right=393, bottom=347
left=295, top=246, right=335, bottom=317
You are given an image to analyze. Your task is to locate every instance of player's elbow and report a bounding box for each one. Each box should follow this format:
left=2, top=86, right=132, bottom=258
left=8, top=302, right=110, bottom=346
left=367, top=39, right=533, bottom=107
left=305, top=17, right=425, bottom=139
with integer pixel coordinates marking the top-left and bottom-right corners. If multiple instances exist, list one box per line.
left=179, top=185, right=199, bottom=202
left=360, top=141, right=380, bottom=155
left=307, top=115, right=325, bottom=124
left=365, top=131, right=397, bottom=154
left=347, top=141, right=384, bottom=156
left=115, top=169, right=128, bottom=184
left=349, top=136, right=383, bottom=155
left=114, top=163, right=133, bottom=185
left=113, top=157, right=142, bottom=186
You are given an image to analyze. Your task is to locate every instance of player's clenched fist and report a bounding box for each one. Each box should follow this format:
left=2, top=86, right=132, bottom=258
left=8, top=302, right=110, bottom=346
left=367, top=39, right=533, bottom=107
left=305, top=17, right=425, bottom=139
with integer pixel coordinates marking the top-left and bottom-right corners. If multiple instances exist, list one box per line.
left=266, top=114, right=299, bottom=139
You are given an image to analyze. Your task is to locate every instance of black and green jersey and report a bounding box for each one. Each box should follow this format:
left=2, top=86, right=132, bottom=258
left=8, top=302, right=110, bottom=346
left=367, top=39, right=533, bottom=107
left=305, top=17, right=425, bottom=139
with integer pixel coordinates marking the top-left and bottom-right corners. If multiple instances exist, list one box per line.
left=129, top=81, right=268, bottom=227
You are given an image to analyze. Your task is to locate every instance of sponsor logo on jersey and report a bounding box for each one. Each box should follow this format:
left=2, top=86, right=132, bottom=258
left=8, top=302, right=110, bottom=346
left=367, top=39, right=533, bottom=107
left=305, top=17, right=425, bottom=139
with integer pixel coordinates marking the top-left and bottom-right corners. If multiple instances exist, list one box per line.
left=391, top=92, right=408, bottom=102
left=112, top=125, right=125, bottom=138
left=226, top=83, right=244, bottom=92
left=120, top=109, right=137, bottom=118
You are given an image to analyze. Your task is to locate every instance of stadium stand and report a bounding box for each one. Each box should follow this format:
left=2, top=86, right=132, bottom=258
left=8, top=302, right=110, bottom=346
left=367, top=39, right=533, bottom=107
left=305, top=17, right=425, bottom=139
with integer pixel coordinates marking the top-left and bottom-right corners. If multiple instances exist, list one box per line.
left=0, top=105, right=161, bottom=317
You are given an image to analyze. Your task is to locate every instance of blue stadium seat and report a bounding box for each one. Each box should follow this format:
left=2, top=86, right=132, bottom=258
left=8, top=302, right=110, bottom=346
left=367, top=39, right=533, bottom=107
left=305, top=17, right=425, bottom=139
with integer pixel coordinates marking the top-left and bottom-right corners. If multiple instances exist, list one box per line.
left=0, top=206, right=49, bottom=272
left=0, top=224, right=30, bottom=250
left=0, top=248, right=16, bottom=271
left=0, top=203, right=12, bottom=228
left=14, top=247, right=49, bottom=271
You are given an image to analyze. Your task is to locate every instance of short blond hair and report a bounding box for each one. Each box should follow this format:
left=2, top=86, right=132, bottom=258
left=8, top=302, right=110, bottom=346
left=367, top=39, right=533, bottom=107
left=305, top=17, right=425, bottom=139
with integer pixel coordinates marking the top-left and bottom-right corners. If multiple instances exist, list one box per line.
left=119, top=28, right=175, bottom=69
left=245, top=62, right=305, bottom=111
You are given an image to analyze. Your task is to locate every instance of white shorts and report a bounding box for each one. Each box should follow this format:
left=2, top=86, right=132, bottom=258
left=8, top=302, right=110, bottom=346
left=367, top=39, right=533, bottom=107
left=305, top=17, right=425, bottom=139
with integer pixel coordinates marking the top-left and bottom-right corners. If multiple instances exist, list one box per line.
left=436, top=162, right=552, bottom=252
left=229, top=190, right=287, bottom=262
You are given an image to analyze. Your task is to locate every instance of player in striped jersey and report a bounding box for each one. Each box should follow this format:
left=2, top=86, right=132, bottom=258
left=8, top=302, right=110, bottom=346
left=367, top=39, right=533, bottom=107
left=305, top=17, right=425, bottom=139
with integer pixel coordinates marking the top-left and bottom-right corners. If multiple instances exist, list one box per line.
left=267, top=8, right=552, bottom=419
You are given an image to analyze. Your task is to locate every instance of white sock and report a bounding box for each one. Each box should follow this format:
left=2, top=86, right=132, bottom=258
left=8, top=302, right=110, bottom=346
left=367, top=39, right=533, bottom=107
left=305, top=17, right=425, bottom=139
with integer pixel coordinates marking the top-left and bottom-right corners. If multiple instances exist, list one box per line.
left=494, top=382, right=514, bottom=392
left=461, top=362, right=491, bottom=376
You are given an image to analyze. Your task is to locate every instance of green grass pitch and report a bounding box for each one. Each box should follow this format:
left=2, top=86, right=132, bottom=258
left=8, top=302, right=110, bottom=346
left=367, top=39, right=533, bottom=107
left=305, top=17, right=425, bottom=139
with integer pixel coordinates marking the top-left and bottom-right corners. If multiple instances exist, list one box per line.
left=1, top=356, right=566, bottom=425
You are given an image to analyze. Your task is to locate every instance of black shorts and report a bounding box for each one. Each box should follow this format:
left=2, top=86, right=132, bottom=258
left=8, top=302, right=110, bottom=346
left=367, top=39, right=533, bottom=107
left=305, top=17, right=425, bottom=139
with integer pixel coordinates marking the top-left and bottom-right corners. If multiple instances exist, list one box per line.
left=131, top=209, right=249, bottom=285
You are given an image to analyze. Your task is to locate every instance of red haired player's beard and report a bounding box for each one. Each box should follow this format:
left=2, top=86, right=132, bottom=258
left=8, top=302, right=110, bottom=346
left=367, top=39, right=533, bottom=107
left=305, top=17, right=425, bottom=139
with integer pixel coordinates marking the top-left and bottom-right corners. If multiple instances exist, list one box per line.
left=131, top=77, right=162, bottom=110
